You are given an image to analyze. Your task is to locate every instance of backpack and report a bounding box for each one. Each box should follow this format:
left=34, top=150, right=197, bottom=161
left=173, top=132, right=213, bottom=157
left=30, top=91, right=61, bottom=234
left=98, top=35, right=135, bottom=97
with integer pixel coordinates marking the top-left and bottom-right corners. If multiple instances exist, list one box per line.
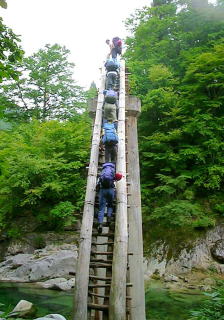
left=100, top=163, right=115, bottom=188
left=112, top=37, right=122, bottom=48
left=104, top=89, right=117, bottom=104
left=105, top=59, right=119, bottom=72
left=102, top=123, right=118, bottom=145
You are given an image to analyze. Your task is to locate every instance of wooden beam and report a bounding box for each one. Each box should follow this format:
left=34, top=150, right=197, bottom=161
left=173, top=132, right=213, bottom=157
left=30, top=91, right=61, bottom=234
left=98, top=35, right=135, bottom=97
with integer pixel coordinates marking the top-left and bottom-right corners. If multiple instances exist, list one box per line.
left=73, top=69, right=106, bottom=320
left=126, top=95, right=146, bottom=320
left=109, top=59, right=128, bottom=320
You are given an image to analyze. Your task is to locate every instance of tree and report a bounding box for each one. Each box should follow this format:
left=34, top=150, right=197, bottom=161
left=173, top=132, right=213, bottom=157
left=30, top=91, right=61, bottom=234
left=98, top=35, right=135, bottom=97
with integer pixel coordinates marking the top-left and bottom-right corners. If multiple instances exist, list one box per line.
left=0, top=0, right=7, bottom=9
left=124, top=1, right=224, bottom=228
left=0, top=119, right=91, bottom=232
left=1, top=44, right=85, bottom=121
left=0, top=17, right=23, bottom=82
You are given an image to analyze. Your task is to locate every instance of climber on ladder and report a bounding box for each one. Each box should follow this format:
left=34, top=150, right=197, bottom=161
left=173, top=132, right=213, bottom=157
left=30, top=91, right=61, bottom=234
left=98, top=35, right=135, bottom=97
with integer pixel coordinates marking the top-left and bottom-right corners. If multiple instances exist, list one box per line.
left=96, top=163, right=122, bottom=233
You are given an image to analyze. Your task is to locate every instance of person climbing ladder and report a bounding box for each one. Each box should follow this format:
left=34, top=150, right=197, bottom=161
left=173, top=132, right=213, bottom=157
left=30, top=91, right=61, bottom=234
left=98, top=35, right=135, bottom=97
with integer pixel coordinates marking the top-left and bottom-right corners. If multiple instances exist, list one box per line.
left=106, top=37, right=122, bottom=59
left=96, top=163, right=122, bottom=233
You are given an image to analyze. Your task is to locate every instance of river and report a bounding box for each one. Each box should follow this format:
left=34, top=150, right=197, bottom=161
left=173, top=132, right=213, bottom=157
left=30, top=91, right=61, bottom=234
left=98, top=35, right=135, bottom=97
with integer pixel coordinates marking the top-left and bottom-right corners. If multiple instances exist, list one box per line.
left=0, top=281, right=206, bottom=319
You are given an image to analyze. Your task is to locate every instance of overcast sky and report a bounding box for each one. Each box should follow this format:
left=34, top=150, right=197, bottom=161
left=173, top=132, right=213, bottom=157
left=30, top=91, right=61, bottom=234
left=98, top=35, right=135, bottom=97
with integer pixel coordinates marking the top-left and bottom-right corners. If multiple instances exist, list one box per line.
left=1, top=0, right=216, bottom=89
left=1, top=0, right=152, bottom=89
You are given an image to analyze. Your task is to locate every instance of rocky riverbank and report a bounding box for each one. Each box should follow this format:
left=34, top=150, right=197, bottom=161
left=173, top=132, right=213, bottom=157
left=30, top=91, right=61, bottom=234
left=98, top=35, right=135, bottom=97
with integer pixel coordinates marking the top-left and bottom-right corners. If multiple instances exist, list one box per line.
left=0, top=224, right=224, bottom=291
left=0, top=231, right=79, bottom=290
left=0, top=298, right=67, bottom=320
left=144, top=224, right=224, bottom=278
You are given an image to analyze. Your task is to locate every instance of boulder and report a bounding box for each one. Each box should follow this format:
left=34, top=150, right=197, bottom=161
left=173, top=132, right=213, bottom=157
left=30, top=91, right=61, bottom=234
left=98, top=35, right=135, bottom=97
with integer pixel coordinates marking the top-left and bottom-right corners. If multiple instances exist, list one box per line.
left=211, top=239, right=224, bottom=263
left=164, top=274, right=179, bottom=282
left=9, top=300, right=36, bottom=318
left=34, top=314, right=66, bottom=320
left=36, top=277, right=75, bottom=291
left=0, top=245, right=78, bottom=282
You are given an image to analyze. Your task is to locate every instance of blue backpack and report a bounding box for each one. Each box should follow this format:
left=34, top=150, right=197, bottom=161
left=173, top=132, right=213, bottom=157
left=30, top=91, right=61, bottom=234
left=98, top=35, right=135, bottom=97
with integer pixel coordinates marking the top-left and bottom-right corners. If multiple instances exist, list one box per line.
left=105, top=59, right=119, bottom=72
left=102, top=123, right=118, bottom=145
left=104, top=90, right=117, bottom=104
left=100, top=163, right=115, bottom=188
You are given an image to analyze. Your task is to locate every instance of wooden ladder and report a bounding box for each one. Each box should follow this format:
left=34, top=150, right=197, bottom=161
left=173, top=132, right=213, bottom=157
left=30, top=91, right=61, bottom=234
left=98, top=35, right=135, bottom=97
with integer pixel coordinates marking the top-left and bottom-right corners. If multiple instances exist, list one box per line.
left=73, top=60, right=130, bottom=320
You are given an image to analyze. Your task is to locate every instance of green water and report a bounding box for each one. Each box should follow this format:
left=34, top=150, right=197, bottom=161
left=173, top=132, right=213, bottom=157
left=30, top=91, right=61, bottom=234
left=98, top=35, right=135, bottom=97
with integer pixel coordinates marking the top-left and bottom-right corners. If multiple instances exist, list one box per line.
left=145, top=282, right=206, bottom=320
left=0, top=283, right=73, bottom=319
left=0, top=282, right=206, bottom=320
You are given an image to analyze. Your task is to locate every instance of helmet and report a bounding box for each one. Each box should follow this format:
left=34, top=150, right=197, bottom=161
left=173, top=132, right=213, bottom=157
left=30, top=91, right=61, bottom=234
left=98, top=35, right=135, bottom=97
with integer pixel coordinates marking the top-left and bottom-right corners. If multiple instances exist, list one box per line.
left=115, top=172, right=122, bottom=181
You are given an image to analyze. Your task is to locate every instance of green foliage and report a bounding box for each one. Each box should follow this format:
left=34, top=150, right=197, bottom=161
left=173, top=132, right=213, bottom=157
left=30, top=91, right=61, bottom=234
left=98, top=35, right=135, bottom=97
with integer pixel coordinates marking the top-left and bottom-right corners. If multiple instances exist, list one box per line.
left=0, top=17, right=23, bottom=82
left=1, top=44, right=85, bottom=121
left=148, top=200, right=215, bottom=228
left=6, top=227, right=21, bottom=239
left=49, top=201, right=76, bottom=229
left=0, top=0, right=7, bottom=9
left=125, top=1, right=224, bottom=228
left=189, top=284, right=224, bottom=320
left=0, top=119, right=91, bottom=231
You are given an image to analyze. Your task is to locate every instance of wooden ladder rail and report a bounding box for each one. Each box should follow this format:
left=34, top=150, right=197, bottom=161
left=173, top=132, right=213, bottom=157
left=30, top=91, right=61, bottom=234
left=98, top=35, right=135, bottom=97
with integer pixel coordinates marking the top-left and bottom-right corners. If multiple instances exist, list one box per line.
left=109, top=59, right=129, bottom=320
left=125, top=90, right=146, bottom=318
left=73, top=69, right=106, bottom=320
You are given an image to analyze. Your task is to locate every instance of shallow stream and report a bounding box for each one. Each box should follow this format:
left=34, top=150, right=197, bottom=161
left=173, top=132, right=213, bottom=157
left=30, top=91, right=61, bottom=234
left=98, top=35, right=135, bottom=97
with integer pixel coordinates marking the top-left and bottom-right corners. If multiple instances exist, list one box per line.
left=0, top=281, right=207, bottom=320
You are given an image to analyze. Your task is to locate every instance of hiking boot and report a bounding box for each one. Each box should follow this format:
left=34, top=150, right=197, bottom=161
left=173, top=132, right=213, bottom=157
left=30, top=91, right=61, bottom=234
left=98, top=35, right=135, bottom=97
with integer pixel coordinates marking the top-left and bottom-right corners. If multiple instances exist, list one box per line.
left=98, top=223, right=103, bottom=234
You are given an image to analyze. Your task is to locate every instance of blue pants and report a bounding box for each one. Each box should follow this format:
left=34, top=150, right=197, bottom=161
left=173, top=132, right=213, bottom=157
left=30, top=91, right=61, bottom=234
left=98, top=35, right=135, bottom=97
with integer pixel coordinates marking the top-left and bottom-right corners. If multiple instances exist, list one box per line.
left=98, top=188, right=115, bottom=223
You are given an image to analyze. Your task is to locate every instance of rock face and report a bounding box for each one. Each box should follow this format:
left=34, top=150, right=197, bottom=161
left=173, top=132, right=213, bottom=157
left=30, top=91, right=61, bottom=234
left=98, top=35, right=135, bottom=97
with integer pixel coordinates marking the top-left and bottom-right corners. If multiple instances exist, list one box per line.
left=211, top=239, right=224, bottom=263
left=0, top=244, right=78, bottom=282
left=144, top=224, right=224, bottom=278
left=1, top=225, right=224, bottom=286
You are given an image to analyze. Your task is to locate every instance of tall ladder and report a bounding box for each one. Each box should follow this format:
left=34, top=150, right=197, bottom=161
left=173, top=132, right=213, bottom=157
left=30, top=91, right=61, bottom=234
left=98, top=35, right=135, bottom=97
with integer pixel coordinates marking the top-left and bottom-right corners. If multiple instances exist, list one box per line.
left=73, top=60, right=145, bottom=320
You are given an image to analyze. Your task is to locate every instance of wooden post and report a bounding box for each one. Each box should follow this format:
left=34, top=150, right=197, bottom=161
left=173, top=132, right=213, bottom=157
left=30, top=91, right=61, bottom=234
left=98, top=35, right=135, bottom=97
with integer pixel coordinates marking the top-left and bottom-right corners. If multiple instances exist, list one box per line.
left=73, top=70, right=105, bottom=320
left=126, top=96, right=146, bottom=320
left=109, top=60, right=128, bottom=320
left=88, top=97, right=98, bottom=119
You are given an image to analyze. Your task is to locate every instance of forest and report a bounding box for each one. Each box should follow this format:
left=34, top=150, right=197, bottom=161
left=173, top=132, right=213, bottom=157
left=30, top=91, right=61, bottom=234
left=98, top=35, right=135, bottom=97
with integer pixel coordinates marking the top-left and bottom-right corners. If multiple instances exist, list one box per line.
left=125, top=0, right=224, bottom=231
left=1, top=0, right=224, bottom=238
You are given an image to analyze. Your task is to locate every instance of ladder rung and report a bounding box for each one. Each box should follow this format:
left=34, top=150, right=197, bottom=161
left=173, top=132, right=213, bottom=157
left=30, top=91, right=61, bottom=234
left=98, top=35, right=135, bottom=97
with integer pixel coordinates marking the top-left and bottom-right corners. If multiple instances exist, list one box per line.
left=88, top=303, right=109, bottom=311
left=93, top=222, right=114, bottom=227
left=92, top=232, right=114, bottom=237
left=126, top=283, right=133, bottom=287
left=91, top=242, right=114, bottom=245
left=90, top=263, right=112, bottom=268
left=88, top=292, right=110, bottom=299
left=90, top=258, right=113, bottom=263
left=88, top=284, right=111, bottom=288
left=89, top=275, right=112, bottom=281
left=89, top=292, right=132, bottom=300
left=91, top=251, right=113, bottom=255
